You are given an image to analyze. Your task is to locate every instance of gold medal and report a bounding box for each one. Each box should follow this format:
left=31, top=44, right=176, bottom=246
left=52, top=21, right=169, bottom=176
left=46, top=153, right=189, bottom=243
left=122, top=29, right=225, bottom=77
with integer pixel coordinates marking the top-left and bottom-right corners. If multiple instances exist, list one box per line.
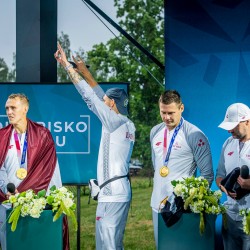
left=16, top=168, right=27, bottom=180
left=159, top=166, right=169, bottom=177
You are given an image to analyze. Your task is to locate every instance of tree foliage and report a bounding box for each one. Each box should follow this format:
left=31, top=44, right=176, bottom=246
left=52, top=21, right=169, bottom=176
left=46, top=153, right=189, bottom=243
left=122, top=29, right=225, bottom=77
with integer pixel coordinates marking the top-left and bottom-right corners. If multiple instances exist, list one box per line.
left=8, top=53, right=16, bottom=82
left=0, top=53, right=16, bottom=82
left=0, top=58, right=9, bottom=82
left=87, top=0, right=165, bottom=170
left=1, top=0, right=164, bottom=173
left=58, top=0, right=165, bottom=171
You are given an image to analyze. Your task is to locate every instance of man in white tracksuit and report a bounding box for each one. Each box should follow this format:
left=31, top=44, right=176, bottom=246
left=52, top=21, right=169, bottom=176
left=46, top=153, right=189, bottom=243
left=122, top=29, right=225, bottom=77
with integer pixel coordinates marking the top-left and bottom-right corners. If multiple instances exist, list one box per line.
left=150, top=90, right=214, bottom=249
left=216, top=103, right=250, bottom=250
left=0, top=94, right=62, bottom=250
left=55, top=44, right=135, bottom=250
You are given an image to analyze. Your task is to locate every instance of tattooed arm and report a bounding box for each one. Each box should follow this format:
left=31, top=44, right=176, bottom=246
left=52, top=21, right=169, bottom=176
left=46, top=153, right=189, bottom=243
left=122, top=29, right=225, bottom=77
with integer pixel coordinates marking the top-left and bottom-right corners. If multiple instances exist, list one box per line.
left=67, top=69, right=83, bottom=84
left=54, top=43, right=83, bottom=84
left=72, top=55, right=98, bottom=88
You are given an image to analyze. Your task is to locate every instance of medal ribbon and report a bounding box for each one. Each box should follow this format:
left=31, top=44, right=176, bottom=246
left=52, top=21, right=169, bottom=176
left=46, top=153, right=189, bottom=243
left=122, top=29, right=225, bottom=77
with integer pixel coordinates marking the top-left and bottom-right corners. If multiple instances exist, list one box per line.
left=14, top=131, right=28, bottom=168
left=163, top=118, right=183, bottom=166
left=163, top=128, right=168, bottom=163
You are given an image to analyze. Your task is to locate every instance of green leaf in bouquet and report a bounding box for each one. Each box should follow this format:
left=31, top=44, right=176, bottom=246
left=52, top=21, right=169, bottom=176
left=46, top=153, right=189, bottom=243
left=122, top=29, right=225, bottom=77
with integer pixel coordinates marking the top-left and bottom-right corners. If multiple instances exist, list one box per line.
left=60, top=201, right=71, bottom=217
left=71, top=203, right=76, bottom=211
left=246, top=213, right=250, bottom=235
left=199, top=212, right=205, bottom=235
left=184, top=196, right=192, bottom=210
left=19, top=191, right=27, bottom=197
left=37, top=189, right=46, bottom=198
left=9, top=205, right=22, bottom=232
left=46, top=196, right=54, bottom=205
left=53, top=205, right=63, bottom=222
left=199, top=186, right=204, bottom=196
left=204, top=195, right=218, bottom=206
left=69, top=208, right=78, bottom=231
left=184, top=191, right=196, bottom=210
left=8, top=205, right=21, bottom=224
left=50, top=185, right=57, bottom=192
left=171, top=180, right=177, bottom=186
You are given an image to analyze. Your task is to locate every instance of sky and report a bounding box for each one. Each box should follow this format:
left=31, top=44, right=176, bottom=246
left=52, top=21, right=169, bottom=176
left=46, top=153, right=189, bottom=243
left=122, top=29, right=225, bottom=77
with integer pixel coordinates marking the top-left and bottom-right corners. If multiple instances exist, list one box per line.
left=0, top=0, right=119, bottom=68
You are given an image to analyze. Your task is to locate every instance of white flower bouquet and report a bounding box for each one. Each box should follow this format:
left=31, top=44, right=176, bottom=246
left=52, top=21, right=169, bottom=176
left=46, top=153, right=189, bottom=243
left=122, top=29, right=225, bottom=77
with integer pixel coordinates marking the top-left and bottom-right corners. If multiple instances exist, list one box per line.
left=3, top=185, right=77, bottom=232
left=3, top=189, right=47, bottom=232
left=239, top=208, right=250, bottom=235
left=172, top=176, right=225, bottom=234
left=46, top=186, right=77, bottom=230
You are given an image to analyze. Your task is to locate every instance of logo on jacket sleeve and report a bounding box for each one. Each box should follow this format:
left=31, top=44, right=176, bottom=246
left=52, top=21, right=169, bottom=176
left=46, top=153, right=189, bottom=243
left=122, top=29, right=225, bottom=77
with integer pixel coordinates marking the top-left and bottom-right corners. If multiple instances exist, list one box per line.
left=155, top=142, right=162, bottom=146
left=198, top=139, right=205, bottom=147
left=126, top=132, right=135, bottom=141
left=228, top=151, right=234, bottom=156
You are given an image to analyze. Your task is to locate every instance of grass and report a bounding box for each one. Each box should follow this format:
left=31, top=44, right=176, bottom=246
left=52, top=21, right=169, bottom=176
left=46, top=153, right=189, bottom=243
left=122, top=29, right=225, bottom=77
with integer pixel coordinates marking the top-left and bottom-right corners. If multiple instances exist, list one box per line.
left=67, top=177, right=155, bottom=250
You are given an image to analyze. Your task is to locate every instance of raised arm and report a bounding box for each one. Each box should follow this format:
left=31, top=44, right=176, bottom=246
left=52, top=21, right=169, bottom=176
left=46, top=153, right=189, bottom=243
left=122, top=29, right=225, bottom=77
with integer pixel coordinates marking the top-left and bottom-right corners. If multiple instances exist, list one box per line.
left=54, top=43, right=83, bottom=84
left=72, top=55, right=98, bottom=88
left=54, top=43, right=124, bottom=132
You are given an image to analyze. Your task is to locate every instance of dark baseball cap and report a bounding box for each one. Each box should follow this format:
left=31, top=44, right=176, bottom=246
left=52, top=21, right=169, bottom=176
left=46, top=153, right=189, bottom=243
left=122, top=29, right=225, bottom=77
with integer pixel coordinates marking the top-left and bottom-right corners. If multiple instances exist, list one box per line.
left=68, top=61, right=90, bottom=69
left=105, top=88, right=129, bottom=115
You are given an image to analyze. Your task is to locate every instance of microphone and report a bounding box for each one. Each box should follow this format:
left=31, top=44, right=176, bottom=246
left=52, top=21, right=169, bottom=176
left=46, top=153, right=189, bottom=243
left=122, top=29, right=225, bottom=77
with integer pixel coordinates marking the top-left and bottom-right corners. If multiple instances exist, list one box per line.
left=7, top=183, right=16, bottom=194
left=240, top=165, right=249, bottom=179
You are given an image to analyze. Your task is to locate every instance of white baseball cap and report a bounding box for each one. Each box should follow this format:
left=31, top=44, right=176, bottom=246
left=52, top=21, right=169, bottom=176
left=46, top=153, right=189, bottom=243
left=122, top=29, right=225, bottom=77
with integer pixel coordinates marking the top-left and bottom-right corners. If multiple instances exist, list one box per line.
left=219, top=103, right=250, bottom=130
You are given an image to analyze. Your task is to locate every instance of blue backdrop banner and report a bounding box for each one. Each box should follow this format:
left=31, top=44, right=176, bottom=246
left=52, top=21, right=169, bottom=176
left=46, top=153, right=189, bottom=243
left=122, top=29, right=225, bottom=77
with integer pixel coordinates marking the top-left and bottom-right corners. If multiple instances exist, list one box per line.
left=0, top=82, right=128, bottom=185
left=164, top=1, right=250, bottom=247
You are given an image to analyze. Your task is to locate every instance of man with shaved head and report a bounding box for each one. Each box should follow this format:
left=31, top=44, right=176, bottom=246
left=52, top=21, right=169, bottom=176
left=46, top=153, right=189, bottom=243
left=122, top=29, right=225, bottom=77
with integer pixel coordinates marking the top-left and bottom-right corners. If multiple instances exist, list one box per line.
left=0, top=93, right=69, bottom=250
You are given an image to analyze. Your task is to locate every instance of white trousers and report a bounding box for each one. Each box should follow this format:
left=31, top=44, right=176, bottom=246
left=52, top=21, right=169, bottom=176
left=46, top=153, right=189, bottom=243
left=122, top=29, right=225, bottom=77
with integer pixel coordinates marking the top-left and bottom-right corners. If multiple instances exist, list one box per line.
left=95, top=201, right=130, bottom=250
left=152, top=209, right=158, bottom=250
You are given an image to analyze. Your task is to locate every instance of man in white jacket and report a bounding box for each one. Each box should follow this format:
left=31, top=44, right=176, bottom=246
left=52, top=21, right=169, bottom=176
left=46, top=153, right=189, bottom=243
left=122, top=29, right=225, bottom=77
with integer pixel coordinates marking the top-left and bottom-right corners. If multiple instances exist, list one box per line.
left=216, top=103, right=250, bottom=250
left=150, top=90, right=213, bottom=248
left=55, top=44, right=135, bottom=250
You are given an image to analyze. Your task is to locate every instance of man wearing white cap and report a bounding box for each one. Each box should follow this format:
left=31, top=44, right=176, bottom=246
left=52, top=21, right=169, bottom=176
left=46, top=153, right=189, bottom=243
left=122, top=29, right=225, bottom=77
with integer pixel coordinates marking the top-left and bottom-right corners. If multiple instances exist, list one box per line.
left=55, top=44, right=135, bottom=250
left=216, top=103, right=250, bottom=250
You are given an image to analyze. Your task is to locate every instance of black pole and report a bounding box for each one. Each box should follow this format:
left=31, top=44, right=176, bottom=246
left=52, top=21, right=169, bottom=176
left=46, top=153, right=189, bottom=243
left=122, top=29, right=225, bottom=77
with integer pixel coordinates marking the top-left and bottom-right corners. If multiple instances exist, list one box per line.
left=16, top=0, right=40, bottom=82
left=40, top=0, right=57, bottom=82
left=16, top=0, right=57, bottom=82
left=82, top=0, right=165, bottom=71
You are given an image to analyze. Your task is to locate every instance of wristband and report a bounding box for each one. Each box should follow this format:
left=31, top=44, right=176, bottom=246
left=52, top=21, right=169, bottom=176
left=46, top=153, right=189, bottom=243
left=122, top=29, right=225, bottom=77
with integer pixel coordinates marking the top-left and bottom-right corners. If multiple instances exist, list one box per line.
left=65, top=64, right=73, bottom=71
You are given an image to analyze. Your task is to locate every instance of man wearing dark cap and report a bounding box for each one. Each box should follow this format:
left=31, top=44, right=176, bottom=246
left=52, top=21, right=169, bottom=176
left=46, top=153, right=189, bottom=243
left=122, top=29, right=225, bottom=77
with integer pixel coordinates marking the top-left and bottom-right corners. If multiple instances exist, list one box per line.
left=55, top=44, right=135, bottom=250
left=105, top=88, right=129, bottom=116
left=216, top=103, right=250, bottom=250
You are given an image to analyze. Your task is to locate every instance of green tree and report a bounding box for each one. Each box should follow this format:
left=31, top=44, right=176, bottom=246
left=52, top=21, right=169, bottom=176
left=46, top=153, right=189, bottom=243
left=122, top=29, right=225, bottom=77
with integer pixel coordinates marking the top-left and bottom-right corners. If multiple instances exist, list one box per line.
left=86, top=0, right=165, bottom=171
left=0, top=53, right=16, bottom=82
left=8, top=53, right=16, bottom=82
left=0, top=58, right=9, bottom=82
left=56, top=0, right=164, bottom=173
